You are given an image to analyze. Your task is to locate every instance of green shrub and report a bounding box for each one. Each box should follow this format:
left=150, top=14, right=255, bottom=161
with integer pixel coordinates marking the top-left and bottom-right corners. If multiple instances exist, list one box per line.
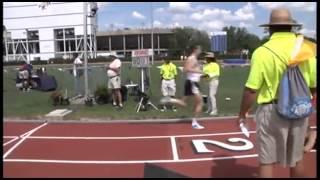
left=94, top=85, right=110, bottom=104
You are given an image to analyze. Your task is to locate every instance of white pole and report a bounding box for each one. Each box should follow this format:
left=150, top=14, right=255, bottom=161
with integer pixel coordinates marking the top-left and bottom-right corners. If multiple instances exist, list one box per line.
left=151, top=2, right=154, bottom=65
left=26, top=29, right=30, bottom=63
left=4, top=29, right=9, bottom=62
left=83, top=2, right=89, bottom=98
left=141, top=68, right=144, bottom=92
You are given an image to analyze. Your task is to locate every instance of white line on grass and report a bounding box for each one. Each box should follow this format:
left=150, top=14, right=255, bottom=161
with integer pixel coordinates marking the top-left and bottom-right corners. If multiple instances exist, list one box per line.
left=170, top=136, right=179, bottom=161
left=3, top=123, right=48, bottom=159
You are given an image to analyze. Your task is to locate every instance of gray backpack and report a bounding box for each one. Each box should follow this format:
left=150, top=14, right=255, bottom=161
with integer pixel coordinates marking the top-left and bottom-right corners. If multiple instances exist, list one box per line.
left=263, top=45, right=313, bottom=120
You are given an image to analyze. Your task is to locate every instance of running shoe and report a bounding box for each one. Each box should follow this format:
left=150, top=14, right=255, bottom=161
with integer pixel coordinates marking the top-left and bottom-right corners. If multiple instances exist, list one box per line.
left=209, top=111, right=218, bottom=116
left=172, top=107, right=177, bottom=112
left=192, top=122, right=205, bottom=129
left=160, top=96, right=172, bottom=104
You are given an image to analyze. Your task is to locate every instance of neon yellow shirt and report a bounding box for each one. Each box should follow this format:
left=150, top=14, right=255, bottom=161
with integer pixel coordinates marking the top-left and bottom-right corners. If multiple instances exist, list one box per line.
left=203, top=62, right=220, bottom=80
left=245, top=32, right=317, bottom=104
left=160, top=62, right=177, bottom=80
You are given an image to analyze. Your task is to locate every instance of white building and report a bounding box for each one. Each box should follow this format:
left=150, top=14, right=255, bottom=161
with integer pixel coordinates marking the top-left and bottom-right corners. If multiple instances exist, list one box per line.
left=3, top=2, right=98, bottom=62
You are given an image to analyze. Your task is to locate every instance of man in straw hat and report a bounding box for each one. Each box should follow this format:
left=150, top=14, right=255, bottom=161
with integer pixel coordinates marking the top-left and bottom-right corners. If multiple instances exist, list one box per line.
left=237, top=8, right=316, bottom=177
left=202, top=52, right=220, bottom=116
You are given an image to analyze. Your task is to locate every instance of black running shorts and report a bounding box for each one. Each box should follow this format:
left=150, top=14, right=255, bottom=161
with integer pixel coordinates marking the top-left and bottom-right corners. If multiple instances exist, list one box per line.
left=184, top=80, right=200, bottom=96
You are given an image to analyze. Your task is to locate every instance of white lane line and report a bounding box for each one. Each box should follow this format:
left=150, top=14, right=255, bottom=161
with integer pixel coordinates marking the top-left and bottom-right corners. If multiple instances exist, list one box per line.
left=3, top=151, right=316, bottom=164
left=3, top=154, right=259, bottom=164
left=3, top=123, right=48, bottom=159
left=3, top=137, right=19, bottom=147
left=170, top=137, right=179, bottom=161
left=3, top=124, right=49, bottom=147
left=3, top=125, right=47, bottom=147
left=25, top=131, right=257, bottom=140
left=13, top=124, right=317, bottom=140
left=4, top=136, right=18, bottom=138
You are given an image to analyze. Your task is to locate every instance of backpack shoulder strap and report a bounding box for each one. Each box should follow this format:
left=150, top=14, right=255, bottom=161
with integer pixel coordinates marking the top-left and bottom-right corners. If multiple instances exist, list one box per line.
left=262, top=45, right=288, bottom=67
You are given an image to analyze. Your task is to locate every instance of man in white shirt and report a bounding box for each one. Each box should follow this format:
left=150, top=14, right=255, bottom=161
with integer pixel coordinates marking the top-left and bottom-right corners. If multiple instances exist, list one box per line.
left=106, top=55, right=123, bottom=108
left=73, top=53, right=83, bottom=96
left=161, top=45, right=205, bottom=129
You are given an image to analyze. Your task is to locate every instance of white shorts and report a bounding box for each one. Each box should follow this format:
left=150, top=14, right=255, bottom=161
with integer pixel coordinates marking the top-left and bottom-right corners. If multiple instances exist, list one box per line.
left=161, top=79, right=176, bottom=97
left=108, top=76, right=121, bottom=89
left=18, top=70, right=29, bottom=79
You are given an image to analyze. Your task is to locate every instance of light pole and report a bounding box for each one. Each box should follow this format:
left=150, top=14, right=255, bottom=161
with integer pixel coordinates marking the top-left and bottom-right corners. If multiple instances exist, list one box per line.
left=25, top=29, right=30, bottom=63
left=4, top=26, right=9, bottom=62
left=83, top=2, right=89, bottom=100
left=150, top=2, right=154, bottom=65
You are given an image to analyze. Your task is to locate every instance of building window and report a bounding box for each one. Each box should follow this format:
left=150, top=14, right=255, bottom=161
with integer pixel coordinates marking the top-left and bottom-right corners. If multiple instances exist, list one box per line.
left=55, top=40, right=64, bottom=52
left=65, top=28, right=75, bottom=39
left=54, top=28, right=76, bottom=53
left=54, top=29, right=64, bottom=40
left=27, top=30, right=40, bottom=53
left=28, top=30, right=39, bottom=40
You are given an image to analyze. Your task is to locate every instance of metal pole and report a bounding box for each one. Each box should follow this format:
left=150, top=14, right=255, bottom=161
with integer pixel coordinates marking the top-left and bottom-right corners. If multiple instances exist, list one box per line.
left=141, top=68, right=144, bottom=92
left=151, top=2, right=154, bottom=65
left=26, top=29, right=30, bottom=63
left=4, top=29, right=9, bottom=62
left=83, top=2, right=89, bottom=98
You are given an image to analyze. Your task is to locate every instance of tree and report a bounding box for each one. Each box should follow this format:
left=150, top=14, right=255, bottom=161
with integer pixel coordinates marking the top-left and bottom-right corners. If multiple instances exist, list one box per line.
left=168, top=27, right=210, bottom=58
left=222, top=26, right=262, bottom=54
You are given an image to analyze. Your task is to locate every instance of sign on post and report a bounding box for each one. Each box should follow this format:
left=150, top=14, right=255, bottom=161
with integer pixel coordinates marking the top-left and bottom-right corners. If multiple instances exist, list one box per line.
left=132, top=49, right=152, bottom=68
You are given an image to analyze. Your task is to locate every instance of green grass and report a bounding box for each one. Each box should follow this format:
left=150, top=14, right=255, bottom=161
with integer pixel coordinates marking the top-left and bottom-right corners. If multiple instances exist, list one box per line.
left=3, top=62, right=251, bottom=120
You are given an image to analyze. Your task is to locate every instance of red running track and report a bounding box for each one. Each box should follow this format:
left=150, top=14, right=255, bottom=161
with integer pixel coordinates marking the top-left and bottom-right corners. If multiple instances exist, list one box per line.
left=3, top=115, right=317, bottom=178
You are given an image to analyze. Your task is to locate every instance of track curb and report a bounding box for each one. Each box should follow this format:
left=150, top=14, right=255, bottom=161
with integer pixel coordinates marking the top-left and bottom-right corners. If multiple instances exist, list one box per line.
left=3, top=115, right=255, bottom=124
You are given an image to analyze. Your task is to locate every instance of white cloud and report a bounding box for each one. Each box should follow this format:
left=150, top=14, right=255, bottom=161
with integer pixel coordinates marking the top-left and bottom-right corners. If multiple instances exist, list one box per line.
left=172, top=14, right=188, bottom=21
left=190, top=12, right=203, bottom=21
left=153, top=20, right=162, bottom=27
left=190, top=3, right=254, bottom=22
left=257, top=2, right=316, bottom=12
left=172, top=22, right=182, bottom=28
left=155, top=7, right=164, bottom=13
left=199, top=20, right=225, bottom=31
left=155, top=3, right=256, bottom=34
left=132, top=11, right=146, bottom=20
left=300, top=28, right=316, bottom=38
left=168, top=2, right=193, bottom=13
left=239, top=22, right=252, bottom=28
left=234, top=2, right=254, bottom=21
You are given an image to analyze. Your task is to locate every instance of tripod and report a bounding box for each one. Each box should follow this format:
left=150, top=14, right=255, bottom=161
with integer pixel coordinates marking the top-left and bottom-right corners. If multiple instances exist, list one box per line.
left=135, top=91, right=159, bottom=112
left=135, top=68, right=158, bottom=112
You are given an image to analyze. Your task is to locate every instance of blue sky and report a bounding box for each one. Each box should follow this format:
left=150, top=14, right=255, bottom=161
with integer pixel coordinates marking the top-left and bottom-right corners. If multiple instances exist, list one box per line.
left=96, top=2, right=316, bottom=38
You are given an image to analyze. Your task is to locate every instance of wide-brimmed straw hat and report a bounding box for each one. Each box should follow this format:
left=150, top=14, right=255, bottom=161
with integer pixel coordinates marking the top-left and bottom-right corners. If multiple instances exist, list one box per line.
left=259, top=8, right=302, bottom=27
left=204, top=52, right=215, bottom=58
